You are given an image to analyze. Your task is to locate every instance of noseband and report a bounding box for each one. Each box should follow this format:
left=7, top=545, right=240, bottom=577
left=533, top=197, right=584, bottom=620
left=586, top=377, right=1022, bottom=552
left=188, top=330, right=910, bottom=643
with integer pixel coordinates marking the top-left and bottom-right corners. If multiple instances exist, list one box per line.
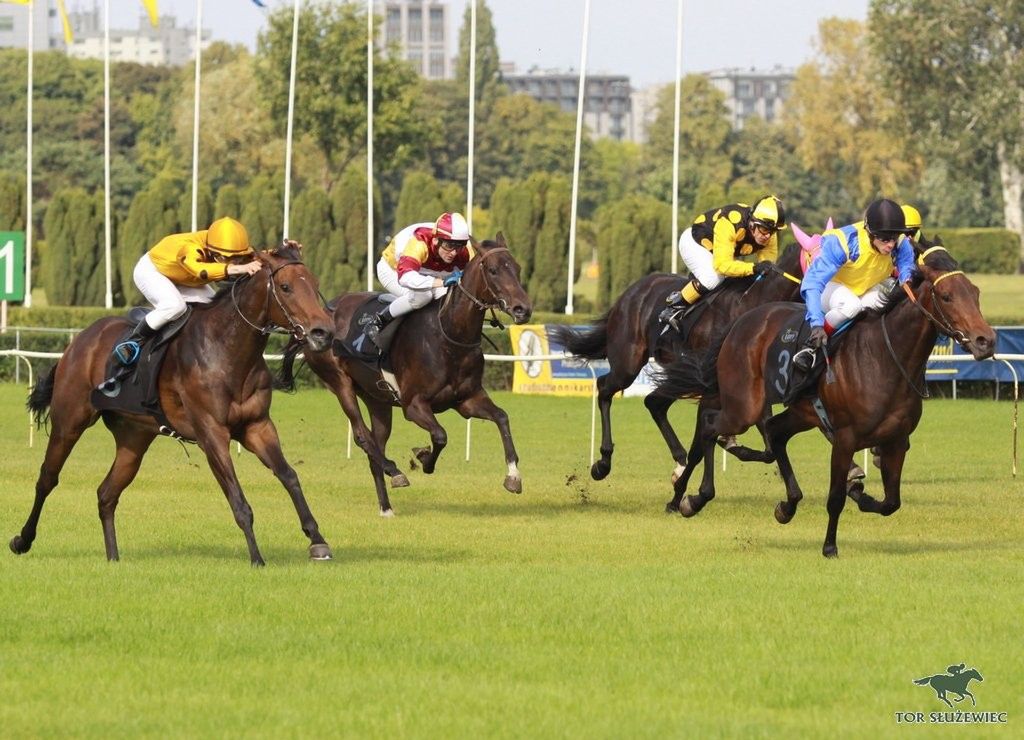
left=232, top=260, right=315, bottom=342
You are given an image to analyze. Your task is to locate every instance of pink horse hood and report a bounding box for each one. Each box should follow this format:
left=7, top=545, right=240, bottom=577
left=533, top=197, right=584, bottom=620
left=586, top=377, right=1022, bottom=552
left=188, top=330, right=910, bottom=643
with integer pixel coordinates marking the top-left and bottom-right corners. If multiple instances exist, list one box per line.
left=791, top=218, right=833, bottom=274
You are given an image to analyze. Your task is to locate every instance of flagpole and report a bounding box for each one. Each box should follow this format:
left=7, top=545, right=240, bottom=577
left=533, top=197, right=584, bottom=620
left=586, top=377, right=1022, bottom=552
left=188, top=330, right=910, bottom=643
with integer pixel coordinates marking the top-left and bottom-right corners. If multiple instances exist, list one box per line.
left=565, top=0, right=591, bottom=316
left=103, top=0, right=113, bottom=307
left=190, top=0, right=203, bottom=231
left=670, top=0, right=683, bottom=274
left=365, top=0, right=374, bottom=291
left=283, top=0, right=300, bottom=239
left=24, top=1, right=33, bottom=308
left=465, top=0, right=476, bottom=231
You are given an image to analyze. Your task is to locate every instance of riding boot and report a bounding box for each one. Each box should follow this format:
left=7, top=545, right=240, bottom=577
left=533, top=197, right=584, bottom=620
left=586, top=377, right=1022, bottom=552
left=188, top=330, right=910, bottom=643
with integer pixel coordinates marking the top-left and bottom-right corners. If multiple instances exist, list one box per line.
left=360, top=305, right=394, bottom=343
left=659, top=278, right=709, bottom=329
left=112, top=319, right=157, bottom=366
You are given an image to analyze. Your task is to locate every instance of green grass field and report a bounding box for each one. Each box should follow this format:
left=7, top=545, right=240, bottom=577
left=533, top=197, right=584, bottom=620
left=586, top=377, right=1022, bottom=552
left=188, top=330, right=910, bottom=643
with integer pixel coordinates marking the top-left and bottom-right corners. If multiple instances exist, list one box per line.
left=1, top=383, right=1021, bottom=736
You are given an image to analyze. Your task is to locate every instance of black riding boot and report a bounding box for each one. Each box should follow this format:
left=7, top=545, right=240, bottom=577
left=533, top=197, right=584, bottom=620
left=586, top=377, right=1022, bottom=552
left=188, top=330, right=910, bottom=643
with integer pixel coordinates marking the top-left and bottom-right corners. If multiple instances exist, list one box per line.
left=360, top=306, right=394, bottom=342
left=113, top=319, right=157, bottom=366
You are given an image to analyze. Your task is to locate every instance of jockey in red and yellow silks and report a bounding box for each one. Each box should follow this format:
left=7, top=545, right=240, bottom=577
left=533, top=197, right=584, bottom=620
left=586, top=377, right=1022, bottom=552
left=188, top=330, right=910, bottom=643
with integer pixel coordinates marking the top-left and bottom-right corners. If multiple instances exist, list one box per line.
left=362, top=212, right=476, bottom=342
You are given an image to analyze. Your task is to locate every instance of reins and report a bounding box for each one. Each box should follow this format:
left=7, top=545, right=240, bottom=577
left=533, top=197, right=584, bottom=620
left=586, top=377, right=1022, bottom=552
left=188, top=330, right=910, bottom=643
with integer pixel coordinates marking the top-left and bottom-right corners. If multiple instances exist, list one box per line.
left=438, top=247, right=514, bottom=350
left=231, top=259, right=311, bottom=342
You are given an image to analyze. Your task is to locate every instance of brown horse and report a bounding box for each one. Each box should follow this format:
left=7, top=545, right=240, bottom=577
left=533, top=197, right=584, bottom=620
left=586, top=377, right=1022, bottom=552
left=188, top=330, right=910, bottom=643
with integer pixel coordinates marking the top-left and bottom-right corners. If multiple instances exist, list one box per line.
left=549, top=243, right=804, bottom=482
left=275, top=235, right=532, bottom=516
left=9, top=243, right=335, bottom=565
left=656, top=237, right=996, bottom=557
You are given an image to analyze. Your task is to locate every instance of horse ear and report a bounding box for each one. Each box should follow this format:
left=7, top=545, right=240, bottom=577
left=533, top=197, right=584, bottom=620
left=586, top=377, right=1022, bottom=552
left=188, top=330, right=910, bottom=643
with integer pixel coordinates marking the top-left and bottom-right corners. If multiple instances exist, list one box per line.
left=825, top=217, right=835, bottom=231
left=495, top=231, right=507, bottom=247
left=791, top=222, right=815, bottom=252
left=469, top=235, right=480, bottom=250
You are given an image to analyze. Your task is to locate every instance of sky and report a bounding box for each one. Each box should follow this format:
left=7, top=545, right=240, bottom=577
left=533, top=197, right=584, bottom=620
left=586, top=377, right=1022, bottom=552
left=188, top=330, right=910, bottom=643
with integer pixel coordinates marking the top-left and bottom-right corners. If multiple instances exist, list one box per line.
left=94, top=0, right=869, bottom=88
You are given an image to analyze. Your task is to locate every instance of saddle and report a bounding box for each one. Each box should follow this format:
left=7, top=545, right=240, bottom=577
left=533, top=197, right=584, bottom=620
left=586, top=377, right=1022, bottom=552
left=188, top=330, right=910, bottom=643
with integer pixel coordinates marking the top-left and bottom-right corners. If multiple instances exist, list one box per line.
left=331, top=294, right=406, bottom=376
left=652, top=278, right=741, bottom=356
left=90, top=308, right=193, bottom=441
left=769, top=312, right=858, bottom=406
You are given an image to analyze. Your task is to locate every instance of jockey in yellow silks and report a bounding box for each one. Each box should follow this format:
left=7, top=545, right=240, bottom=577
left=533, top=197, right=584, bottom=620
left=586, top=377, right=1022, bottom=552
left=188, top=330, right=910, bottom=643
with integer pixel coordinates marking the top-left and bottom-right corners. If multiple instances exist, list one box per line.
left=792, top=198, right=916, bottom=371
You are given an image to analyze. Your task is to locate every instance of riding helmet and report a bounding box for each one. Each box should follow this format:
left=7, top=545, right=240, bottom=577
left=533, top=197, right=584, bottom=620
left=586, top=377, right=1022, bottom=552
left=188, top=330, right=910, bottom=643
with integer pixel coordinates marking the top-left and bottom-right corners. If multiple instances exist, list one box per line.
left=749, top=195, right=787, bottom=232
left=864, top=199, right=907, bottom=238
left=206, top=217, right=253, bottom=256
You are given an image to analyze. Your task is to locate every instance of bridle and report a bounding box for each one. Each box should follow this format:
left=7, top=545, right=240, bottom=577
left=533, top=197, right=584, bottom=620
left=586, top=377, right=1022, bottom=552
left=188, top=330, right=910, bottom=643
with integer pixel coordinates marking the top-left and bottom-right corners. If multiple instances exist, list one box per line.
left=231, top=258, right=315, bottom=343
left=438, top=247, right=515, bottom=348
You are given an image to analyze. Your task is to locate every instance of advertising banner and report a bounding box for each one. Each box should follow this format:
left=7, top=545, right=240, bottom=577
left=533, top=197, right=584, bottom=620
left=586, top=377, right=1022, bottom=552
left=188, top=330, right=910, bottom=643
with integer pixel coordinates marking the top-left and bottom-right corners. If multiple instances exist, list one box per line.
left=509, top=324, right=609, bottom=396
left=928, top=328, right=1024, bottom=382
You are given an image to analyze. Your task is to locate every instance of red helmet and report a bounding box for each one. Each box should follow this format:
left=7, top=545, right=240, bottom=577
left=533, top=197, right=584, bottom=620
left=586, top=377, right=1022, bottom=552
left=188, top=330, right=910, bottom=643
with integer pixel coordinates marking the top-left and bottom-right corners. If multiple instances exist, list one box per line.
left=433, top=212, right=470, bottom=242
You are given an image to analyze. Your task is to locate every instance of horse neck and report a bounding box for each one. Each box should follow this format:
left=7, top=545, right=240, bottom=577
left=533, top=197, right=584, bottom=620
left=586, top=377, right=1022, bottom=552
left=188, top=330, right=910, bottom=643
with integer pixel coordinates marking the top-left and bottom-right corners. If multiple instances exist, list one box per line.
left=879, top=290, right=939, bottom=378
left=190, top=280, right=272, bottom=367
left=441, top=275, right=486, bottom=345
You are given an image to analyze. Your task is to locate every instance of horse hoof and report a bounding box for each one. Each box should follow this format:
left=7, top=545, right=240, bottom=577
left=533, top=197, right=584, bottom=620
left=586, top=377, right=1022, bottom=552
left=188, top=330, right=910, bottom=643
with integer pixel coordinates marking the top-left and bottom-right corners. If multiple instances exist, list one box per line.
left=665, top=501, right=680, bottom=514
left=847, top=464, right=865, bottom=482
left=774, top=501, right=794, bottom=525
left=679, top=497, right=699, bottom=518
left=590, top=460, right=610, bottom=481
left=413, top=446, right=431, bottom=465
left=503, top=476, right=522, bottom=494
left=309, top=543, right=333, bottom=561
left=822, top=544, right=839, bottom=558
left=251, top=558, right=266, bottom=568
left=391, top=474, right=410, bottom=488
left=9, top=535, right=30, bottom=555
left=379, top=508, right=395, bottom=518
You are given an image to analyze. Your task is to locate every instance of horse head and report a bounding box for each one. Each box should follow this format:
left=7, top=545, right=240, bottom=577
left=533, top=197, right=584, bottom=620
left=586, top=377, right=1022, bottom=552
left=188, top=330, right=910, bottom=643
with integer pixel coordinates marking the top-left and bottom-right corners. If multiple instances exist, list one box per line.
left=250, top=241, right=334, bottom=352
left=912, top=235, right=995, bottom=360
left=463, top=233, right=533, bottom=324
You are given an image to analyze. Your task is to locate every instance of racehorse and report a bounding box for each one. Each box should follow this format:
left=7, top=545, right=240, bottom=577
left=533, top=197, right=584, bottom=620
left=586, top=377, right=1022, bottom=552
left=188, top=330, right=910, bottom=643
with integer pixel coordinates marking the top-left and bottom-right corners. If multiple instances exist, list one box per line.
left=655, top=237, right=995, bottom=557
left=9, top=243, right=335, bottom=565
left=275, top=235, right=532, bottom=516
left=914, top=668, right=983, bottom=707
left=549, top=243, right=804, bottom=483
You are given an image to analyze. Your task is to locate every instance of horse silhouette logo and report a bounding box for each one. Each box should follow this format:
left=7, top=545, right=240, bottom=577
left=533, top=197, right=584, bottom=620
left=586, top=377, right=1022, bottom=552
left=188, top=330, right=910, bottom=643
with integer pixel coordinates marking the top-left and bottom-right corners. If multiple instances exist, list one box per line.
left=913, top=663, right=984, bottom=707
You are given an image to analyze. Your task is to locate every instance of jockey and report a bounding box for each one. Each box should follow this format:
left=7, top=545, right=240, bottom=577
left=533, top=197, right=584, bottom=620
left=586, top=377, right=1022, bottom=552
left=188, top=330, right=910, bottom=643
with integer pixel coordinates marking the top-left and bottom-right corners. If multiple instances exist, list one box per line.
left=362, top=211, right=476, bottom=342
left=902, top=203, right=923, bottom=241
left=792, top=198, right=915, bottom=372
left=670, top=195, right=787, bottom=309
left=113, top=217, right=262, bottom=365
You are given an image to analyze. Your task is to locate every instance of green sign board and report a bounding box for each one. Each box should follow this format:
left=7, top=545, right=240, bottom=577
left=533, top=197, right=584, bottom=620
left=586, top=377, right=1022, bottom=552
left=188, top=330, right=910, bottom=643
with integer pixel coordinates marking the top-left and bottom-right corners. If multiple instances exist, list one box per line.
left=0, top=231, right=25, bottom=302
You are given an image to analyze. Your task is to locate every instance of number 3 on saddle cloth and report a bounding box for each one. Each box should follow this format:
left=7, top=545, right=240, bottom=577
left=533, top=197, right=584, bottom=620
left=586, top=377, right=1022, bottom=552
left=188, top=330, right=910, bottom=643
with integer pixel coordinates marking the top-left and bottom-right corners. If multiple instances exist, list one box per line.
left=770, top=314, right=855, bottom=408
left=90, top=307, right=193, bottom=441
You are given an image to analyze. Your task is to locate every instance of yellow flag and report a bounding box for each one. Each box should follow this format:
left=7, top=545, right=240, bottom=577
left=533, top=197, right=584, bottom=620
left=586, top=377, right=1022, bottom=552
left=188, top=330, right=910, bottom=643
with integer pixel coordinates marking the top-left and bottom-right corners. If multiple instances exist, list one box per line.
left=56, top=0, right=73, bottom=44
left=2, top=1, right=33, bottom=5
left=140, top=0, right=158, bottom=27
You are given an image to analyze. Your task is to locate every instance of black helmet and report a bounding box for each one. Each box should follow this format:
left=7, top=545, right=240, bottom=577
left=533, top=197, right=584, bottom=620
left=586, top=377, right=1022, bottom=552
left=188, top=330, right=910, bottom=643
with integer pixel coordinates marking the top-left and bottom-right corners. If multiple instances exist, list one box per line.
left=864, top=198, right=906, bottom=238
left=749, top=195, right=787, bottom=232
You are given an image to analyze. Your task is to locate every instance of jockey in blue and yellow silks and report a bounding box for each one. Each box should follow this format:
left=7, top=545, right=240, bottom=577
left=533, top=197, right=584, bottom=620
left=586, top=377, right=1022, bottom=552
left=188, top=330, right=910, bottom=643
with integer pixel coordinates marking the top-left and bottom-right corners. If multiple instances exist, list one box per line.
left=792, top=198, right=915, bottom=371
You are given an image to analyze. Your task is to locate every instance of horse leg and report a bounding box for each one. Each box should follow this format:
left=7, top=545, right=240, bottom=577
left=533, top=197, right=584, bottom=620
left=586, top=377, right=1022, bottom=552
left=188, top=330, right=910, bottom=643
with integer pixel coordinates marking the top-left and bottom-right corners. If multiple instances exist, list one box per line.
left=722, top=411, right=777, bottom=463
left=666, top=420, right=704, bottom=513
left=767, top=409, right=816, bottom=524
left=96, top=420, right=157, bottom=561
left=331, top=376, right=397, bottom=482
left=643, top=392, right=688, bottom=480
left=198, top=428, right=265, bottom=566
left=847, top=436, right=908, bottom=516
left=404, top=397, right=447, bottom=475
left=962, top=689, right=976, bottom=706
left=365, top=399, right=401, bottom=516
left=241, top=418, right=332, bottom=560
left=591, top=368, right=636, bottom=481
left=678, top=405, right=722, bottom=518
left=822, top=438, right=856, bottom=558
left=456, top=390, right=522, bottom=494
left=10, top=404, right=96, bottom=556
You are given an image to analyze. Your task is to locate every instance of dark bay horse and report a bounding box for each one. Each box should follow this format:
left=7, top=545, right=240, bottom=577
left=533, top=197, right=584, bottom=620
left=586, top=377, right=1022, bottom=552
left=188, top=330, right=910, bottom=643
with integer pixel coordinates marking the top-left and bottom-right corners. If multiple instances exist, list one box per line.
left=276, top=235, right=532, bottom=516
left=656, top=238, right=996, bottom=557
left=550, top=243, right=804, bottom=482
left=9, top=243, right=335, bottom=565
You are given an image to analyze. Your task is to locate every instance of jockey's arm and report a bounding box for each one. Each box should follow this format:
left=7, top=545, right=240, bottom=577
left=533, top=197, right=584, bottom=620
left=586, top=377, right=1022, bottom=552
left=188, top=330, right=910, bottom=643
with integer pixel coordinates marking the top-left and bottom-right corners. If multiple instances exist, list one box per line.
left=396, top=256, right=440, bottom=290
left=893, top=237, right=915, bottom=283
left=800, top=234, right=847, bottom=327
left=178, top=243, right=227, bottom=282
left=711, top=218, right=755, bottom=277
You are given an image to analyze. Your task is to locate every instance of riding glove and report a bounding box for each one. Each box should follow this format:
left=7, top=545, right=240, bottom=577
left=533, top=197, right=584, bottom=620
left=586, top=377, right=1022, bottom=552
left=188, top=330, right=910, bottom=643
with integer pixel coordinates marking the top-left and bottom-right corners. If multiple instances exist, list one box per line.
left=443, top=270, right=463, bottom=287
left=808, top=326, right=828, bottom=348
left=753, top=261, right=774, bottom=277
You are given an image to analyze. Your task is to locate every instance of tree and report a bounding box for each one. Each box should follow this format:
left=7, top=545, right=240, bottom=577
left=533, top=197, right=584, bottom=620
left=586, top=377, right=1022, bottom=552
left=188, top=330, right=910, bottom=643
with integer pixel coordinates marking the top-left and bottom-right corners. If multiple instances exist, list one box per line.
left=528, top=175, right=572, bottom=311
left=42, top=188, right=106, bottom=306
left=454, top=0, right=505, bottom=105
left=257, top=4, right=427, bottom=189
left=595, top=195, right=671, bottom=310
left=215, top=184, right=243, bottom=220
left=870, top=0, right=1024, bottom=264
left=0, top=171, right=25, bottom=230
left=489, top=174, right=547, bottom=286
left=330, top=163, right=382, bottom=293
left=241, top=175, right=283, bottom=249
left=785, top=18, right=921, bottom=210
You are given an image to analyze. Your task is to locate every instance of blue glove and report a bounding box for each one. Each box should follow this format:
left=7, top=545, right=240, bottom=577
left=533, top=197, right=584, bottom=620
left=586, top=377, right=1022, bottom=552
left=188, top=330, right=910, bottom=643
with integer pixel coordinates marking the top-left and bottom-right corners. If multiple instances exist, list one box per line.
left=442, top=269, right=463, bottom=288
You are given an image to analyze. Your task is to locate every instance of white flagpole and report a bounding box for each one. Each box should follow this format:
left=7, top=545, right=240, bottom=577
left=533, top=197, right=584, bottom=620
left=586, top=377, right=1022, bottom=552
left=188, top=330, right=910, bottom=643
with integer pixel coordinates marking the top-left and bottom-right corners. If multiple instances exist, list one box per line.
left=103, top=0, right=113, bottom=307
left=466, top=0, right=476, bottom=230
left=670, top=0, right=683, bottom=274
left=283, top=0, right=301, bottom=239
left=190, top=0, right=203, bottom=231
left=366, top=0, right=374, bottom=290
left=565, top=0, right=591, bottom=316
left=24, top=3, right=33, bottom=308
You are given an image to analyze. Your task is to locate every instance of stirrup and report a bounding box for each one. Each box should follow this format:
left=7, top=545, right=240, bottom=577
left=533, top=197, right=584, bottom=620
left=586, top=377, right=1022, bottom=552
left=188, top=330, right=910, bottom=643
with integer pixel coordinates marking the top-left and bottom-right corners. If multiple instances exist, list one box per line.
left=791, top=346, right=817, bottom=371
left=113, top=340, right=141, bottom=366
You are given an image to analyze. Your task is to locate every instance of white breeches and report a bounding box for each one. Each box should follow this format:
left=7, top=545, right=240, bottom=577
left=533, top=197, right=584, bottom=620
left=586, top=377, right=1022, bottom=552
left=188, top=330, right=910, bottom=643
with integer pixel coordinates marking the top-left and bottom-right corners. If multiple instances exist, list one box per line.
left=821, top=281, right=886, bottom=329
left=376, top=259, right=446, bottom=318
left=678, top=228, right=722, bottom=289
left=134, top=254, right=215, bottom=330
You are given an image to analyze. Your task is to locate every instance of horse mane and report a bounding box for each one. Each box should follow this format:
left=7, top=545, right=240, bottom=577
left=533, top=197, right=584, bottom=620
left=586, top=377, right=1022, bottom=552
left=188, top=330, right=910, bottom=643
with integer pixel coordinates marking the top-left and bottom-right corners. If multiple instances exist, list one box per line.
left=197, top=245, right=306, bottom=307
left=908, top=233, right=958, bottom=289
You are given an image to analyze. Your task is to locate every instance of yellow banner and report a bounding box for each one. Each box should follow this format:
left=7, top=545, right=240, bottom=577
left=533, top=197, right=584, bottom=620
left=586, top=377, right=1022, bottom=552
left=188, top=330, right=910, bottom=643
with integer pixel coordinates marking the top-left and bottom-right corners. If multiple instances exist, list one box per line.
left=508, top=324, right=601, bottom=397
left=140, top=0, right=158, bottom=27
left=56, top=0, right=72, bottom=43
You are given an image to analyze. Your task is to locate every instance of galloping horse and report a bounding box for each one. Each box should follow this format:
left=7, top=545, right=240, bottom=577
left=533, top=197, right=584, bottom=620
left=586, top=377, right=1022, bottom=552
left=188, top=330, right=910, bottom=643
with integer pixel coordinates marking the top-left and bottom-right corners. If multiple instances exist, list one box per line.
left=656, top=237, right=995, bottom=557
left=914, top=668, right=984, bottom=707
left=550, top=243, right=804, bottom=482
left=276, top=235, right=532, bottom=516
left=9, top=243, right=335, bottom=565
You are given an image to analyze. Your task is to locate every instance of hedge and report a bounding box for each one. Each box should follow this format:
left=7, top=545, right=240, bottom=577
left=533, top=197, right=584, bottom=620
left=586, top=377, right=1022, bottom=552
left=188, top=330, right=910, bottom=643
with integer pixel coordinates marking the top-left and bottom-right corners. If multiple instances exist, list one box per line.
left=930, top=228, right=1019, bottom=274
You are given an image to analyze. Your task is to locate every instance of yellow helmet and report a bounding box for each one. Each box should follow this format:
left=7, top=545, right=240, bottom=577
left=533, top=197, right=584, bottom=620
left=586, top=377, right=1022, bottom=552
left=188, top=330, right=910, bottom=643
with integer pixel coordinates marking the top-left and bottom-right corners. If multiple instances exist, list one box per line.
left=206, top=217, right=252, bottom=256
left=750, top=195, right=787, bottom=231
left=901, top=204, right=922, bottom=233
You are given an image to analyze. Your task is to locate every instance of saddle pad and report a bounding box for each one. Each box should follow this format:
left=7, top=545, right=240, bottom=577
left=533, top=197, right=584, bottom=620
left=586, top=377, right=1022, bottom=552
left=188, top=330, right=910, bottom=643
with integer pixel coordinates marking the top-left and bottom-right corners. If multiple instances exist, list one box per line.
left=332, top=294, right=403, bottom=373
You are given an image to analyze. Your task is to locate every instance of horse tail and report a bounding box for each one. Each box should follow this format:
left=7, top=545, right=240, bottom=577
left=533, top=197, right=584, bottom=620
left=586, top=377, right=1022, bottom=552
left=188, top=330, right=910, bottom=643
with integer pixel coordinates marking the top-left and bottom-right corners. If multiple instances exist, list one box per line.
left=547, top=315, right=609, bottom=360
left=26, top=364, right=57, bottom=427
left=273, top=339, right=303, bottom=392
left=913, top=677, right=933, bottom=685
left=652, top=317, right=737, bottom=398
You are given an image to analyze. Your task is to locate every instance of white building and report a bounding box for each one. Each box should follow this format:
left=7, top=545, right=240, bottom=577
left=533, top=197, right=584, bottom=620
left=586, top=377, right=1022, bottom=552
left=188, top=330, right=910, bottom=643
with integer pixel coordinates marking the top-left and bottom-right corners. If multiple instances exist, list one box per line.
left=377, top=0, right=451, bottom=80
left=65, top=9, right=210, bottom=67
left=706, top=66, right=795, bottom=130
left=0, top=0, right=63, bottom=51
